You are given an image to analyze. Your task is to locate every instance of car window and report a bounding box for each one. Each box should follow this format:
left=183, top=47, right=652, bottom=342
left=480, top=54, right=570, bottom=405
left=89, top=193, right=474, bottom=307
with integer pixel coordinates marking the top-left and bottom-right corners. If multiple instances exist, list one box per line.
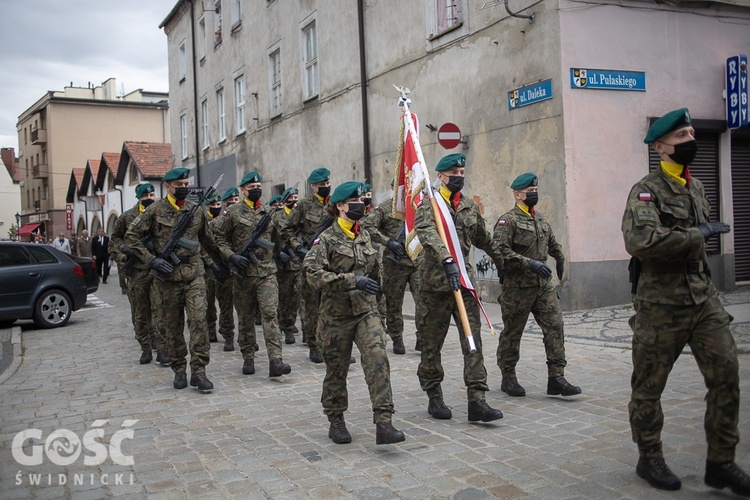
left=0, top=246, right=32, bottom=267
left=27, top=246, right=59, bottom=264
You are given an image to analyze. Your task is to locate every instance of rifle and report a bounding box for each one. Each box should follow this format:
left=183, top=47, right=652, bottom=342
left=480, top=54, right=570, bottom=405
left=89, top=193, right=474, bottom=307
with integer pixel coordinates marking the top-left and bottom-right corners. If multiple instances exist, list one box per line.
left=150, top=174, right=224, bottom=282
left=122, top=236, right=154, bottom=278
left=384, top=223, right=406, bottom=264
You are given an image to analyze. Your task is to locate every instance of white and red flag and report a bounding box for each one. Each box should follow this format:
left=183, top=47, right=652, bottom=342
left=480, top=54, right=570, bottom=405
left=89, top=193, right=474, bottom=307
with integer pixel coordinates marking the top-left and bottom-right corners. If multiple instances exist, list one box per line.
left=393, top=111, right=425, bottom=260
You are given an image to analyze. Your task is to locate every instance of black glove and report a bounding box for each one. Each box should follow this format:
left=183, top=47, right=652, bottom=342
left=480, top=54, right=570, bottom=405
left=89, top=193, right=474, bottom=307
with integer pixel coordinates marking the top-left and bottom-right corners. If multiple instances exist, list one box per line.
left=698, top=222, right=730, bottom=240
left=443, top=259, right=461, bottom=291
left=119, top=245, right=133, bottom=256
left=210, top=263, right=229, bottom=282
left=556, top=261, right=564, bottom=280
left=354, top=275, right=381, bottom=295
left=229, top=253, right=250, bottom=270
left=529, top=259, right=552, bottom=279
left=295, top=246, right=309, bottom=259
left=150, top=257, right=173, bottom=274
left=278, top=251, right=290, bottom=265
left=497, top=263, right=505, bottom=285
left=386, top=239, right=405, bottom=258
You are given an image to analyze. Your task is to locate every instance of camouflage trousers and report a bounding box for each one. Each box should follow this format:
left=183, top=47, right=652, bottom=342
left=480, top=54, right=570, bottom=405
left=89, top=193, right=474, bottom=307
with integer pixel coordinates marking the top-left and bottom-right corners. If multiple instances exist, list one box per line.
left=206, top=267, right=217, bottom=335
left=117, top=265, right=128, bottom=292
left=160, top=277, right=210, bottom=374
left=417, top=289, right=489, bottom=402
left=497, top=283, right=567, bottom=378
left=301, top=281, right=319, bottom=350
left=277, top=268, right=302, bottom=331
left=215, top=277, right=235, bottom=342
left=629, top=297, right=738, bottom=462
left=318, top=311, right=394, bottom=424
left=234, top=273, right=283, bottom=361
left=383, top=259, right=423, bottom=343
left=127, top=268, right=166, bottom=353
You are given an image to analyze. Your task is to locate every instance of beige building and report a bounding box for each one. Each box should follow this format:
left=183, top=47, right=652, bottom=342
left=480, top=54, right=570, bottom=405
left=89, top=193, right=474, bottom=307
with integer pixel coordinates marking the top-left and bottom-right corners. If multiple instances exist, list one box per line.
left=16, top=78, right=170, bottom=241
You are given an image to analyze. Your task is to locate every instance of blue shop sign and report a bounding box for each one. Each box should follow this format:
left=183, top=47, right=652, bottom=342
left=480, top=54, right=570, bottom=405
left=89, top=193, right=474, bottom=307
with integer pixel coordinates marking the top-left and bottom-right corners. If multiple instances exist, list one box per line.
left=508, top=79, right=553, bottom=109
left=570, top=68, right=646, bottom=91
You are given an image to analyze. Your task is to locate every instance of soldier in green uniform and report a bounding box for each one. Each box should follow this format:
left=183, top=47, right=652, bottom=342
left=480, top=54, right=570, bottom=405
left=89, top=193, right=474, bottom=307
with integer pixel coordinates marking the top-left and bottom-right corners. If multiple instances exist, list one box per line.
left=280, top=167, right=332, bottom=364
left=414, top=153, right=504, bottom=423
left=493, top=173, right=581, bottom=399
left=109, top=183, right=170, bottom=366
left=273, top=187, right=303, bottom=345
left=304, top=181, right=405, bottom=445
left=622, top=108, right=748, bottom=494
left=362, top=190, right=424, bottom=355
left=125, top=168, right=223, bottom=392
left=213, top=171, right=291, bottom=378
left=217, top=188, right=239, bottom=350
left=204, top=194, right=230, bottom=344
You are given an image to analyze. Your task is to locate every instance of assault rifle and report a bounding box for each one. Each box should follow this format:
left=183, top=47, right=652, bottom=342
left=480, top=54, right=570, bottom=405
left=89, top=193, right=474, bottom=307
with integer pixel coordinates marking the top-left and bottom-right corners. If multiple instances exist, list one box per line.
left=384, top=223, right=406, bottom=264
left=150, top=174, right=224, bottom=282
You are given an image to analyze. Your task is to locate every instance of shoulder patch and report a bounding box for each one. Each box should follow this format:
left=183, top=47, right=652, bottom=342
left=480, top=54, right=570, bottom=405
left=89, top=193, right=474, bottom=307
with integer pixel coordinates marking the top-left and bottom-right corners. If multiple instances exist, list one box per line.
left=312, top=238, right=320, bottom=246
left=638, top=192, right=653, bottom=202
left=496, top=219, right=506, bottom=226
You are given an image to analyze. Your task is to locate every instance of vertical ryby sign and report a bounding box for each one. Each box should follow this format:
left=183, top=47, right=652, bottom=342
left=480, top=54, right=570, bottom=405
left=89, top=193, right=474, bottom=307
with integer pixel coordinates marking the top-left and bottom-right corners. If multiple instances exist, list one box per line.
left=726, top=54, right=748, bottom=130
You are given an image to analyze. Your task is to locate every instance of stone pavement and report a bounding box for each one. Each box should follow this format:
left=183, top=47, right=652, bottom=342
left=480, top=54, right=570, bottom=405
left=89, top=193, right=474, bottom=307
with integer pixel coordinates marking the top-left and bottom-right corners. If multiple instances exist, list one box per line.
left=0, top=279, right=748, bottom=499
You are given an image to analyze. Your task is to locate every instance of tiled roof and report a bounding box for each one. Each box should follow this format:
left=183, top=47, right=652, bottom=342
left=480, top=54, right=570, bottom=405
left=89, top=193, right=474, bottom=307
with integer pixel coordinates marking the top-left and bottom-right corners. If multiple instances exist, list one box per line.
left=101, top=153, right=120, bottom=176
left=124, top=142, right=173, bottom=179
left=73, top=168, right=86, bottom=189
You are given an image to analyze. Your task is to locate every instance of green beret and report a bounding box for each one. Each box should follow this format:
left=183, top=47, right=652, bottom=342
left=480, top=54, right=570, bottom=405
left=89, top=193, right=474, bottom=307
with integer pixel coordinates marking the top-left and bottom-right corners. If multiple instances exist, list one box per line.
left=221, top=188, right=239, bottom=201
left=239, top=171, right=262, bottom=186
left=269, top=195, right=282, bottom=205
left=362, top=183, right=372, bottom=193
left=163, top=167, right=190, bottom=182
left=135, top=183, right=155, bottom=198
left=644, top=108, right=692, bottom=144
left=510, top=173, right=538, bottom=190
left=435, top=153, right=466, bottom=172
left=281, top=186, right=298, bottom=198
left=204, top=193, right=221, bottom=205
left=308, top=167, right=330, bottom=184
left=330, top=181, right=364, bottom=204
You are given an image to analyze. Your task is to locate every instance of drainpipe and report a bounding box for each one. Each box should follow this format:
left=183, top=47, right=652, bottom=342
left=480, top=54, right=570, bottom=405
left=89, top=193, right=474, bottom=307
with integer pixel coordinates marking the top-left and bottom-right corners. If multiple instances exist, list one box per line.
left=357, top=0, right=371, bottom=183
left=188, top=0, right=202, bottom=186
left=115, top=186, right=124, bottom=214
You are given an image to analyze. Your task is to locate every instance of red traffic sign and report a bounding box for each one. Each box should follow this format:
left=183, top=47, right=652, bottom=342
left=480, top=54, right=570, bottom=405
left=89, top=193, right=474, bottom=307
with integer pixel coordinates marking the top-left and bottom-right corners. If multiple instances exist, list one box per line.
left=438, top=123, right=461, bottom=149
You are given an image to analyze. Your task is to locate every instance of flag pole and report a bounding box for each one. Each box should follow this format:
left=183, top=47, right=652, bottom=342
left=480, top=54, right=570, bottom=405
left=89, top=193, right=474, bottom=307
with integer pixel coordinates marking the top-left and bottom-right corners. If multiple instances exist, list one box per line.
left=396, top=86, right=477, bottom=354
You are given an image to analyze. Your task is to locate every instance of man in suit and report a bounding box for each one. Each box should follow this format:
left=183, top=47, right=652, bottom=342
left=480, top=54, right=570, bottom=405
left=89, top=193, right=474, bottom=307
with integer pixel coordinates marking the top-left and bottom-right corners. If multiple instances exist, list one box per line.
left=92, top=228, right=111, bottom=284
left=76, top=229, right=93, bottom=257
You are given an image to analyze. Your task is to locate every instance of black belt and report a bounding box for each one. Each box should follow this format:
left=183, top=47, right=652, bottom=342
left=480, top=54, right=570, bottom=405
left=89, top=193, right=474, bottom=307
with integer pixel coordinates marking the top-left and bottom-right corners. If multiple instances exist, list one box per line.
left=640, top=260, right=704, bottom=274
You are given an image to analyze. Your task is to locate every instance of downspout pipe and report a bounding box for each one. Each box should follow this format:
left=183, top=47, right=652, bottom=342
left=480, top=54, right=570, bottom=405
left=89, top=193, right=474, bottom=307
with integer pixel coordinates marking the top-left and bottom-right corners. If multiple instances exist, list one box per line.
left=188, top=0, right=202, bottom=186
left=504, top=0, right=535, bottom=22
left=357, top=0, right=372, bottom=183
left=114, top=186, right=124, bottom=215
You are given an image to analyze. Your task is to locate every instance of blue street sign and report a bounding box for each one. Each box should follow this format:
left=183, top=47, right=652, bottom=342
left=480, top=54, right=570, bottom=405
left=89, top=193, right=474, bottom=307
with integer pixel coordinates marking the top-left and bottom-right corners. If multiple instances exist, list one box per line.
left=508, top=79, right=553, bottom=110
left=570, top=68, right=646, bottom=91
left=726, top=54, right=748, bottom=130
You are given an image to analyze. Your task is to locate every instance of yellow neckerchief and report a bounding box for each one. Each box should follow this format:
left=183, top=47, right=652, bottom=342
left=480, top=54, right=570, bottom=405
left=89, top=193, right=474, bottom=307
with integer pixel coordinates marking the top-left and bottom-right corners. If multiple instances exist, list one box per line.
left=314, top=193, right=326, bottom=204
left=138, top=202, right=146, bottom=213
left=244, top=198, right=259, bottom=210
left=284, top=206, right=293, bottom=215
left=516, top=203, right=531, bottom=216
left=439, top=185, right=452, bottom=204
left=337, top=217, right=356, bottom=239
left=207, top=210, right=215, bottom=219
left=167, top=193, right=180, bottom=211
left=660, top=160, right=687, bottom=187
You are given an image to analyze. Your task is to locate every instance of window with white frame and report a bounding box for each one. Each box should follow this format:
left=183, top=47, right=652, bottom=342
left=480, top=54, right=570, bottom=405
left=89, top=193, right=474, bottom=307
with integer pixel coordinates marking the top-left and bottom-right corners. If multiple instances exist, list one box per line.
left=435, top=0, right=462, bottom=33
left=231, top=0, right=241, bottom=30
left=214, top=0, right=222, bottom=47
left=269, top=48, right=282, bottom=117
left=217, top=88, right=226, bottom=141
left=302, top=21, right=318, bottom=100
left=198, top=16, right=207, bottom=60
left=180, top=114, right=188, bottom=159
left=178, top=40, right=187, bottom=81
left=201, top=98, right=209, bottom=149
left=235, top=75, right=246, bottom=134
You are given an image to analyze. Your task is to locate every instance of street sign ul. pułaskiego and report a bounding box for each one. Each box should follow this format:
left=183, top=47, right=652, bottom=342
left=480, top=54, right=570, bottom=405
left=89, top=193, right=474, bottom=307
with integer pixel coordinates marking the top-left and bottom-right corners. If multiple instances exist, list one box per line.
left=508, top=79, right=553, bottom=110
left=726, top=54, right=748, bottom=130
left=570, top=68, right=646, bottom=91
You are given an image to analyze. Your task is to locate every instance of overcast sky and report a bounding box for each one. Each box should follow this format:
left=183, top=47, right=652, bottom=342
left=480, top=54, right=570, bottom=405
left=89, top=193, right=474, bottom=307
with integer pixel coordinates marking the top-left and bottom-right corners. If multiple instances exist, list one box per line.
left=0, top=0, right=176, bottom=154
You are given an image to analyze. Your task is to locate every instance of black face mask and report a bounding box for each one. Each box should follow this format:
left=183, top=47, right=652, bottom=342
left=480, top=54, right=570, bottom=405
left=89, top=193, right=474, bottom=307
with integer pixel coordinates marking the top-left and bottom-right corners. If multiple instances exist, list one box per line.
left=246, top=188, right=262, bottom=202
left=140, top=199, right=155, bottom=208
left=317, top=186, right=331, bottom=199
left=363, top=198, right=372, bottom=207
left=173, top=187, right=190, bottom=200
left=208, top=207, right=222, bottom=217
left=523, top=191, right=538, bottom=207
left=285, top=200, right=296, bottom=208
left=344, top=202, right=366, bottom=221
left=446, top=175, right=464, bottom=193
left=225, top=202, right=235, bottom=207
left=667, top=139, right=698, bottom=166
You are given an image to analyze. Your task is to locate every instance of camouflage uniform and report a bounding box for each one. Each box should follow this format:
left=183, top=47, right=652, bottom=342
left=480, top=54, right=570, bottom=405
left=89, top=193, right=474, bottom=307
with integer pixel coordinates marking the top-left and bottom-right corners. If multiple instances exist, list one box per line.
left=362, top=197, right=425, bottom=345
left=213, top=200, right=284, bottom=364
left=622, top=166, right=738, bottom=463
left=493, top=206, right=567, bottom=378
left=205, top=213, right=234, bottom=341
left=273, top=207, right=303, bottom=333
left=125, top=197, right=219, bottom=375
left=414, top=193, right=502, bottom=402
left=110, top=203, right=166, bottom=355
left=304, top=220, right=394, bottom=424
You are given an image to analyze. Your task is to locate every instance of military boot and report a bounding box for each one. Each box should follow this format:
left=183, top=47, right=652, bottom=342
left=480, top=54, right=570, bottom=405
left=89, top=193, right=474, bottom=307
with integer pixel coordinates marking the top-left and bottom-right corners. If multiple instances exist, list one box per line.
left=223, top=339, right=235, bottom=352
left=156, top=350, right=171, bottom=366
left=290, top=325, right=299, bottom=334
left=242, top=359, right=255, bottom=375
left=309, top=348, right=323, bottom=364
left=427, top=396, right=452, bottom=419
left=705, top=461, right=750, bottom=496
left=139, top=350, right=153, bottom=365
left=468, top=400, right=503, bottom=422
left=414, top=339, right=421, bottom=351
left=269, top=358, right=292, bottom=377
left=501, top=377, right=526, bottom=397
left=208, top=332, right=218, bottom=342
left=190, top=372, right=214, bottom=391
left=284, top=330, right=296, bottom=344
left=392, top=338, right=406, bottom=355
left=547, top=376, right=582, bottom=396
left=173, top=371, right=188, bottom=390
left=328, top=419, right=352, bottom=444
left=636, top=457, right=681, bottom=490
left=253, top=342, right=259, bottom=352
left=376, top=422, right=405, bottom=445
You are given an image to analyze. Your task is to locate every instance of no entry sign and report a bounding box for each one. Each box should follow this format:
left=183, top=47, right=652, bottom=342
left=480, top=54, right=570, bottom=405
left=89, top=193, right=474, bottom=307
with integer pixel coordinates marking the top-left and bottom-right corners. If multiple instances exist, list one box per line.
left=438, top=123, right=461, bottom=149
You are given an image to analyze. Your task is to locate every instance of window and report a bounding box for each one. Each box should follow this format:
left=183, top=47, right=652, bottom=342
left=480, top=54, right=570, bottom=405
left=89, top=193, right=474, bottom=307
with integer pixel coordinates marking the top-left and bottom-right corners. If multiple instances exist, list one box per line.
left=198, top=16, right=207, bottom=61
left=201, top=98, right=209, bottom=149
left=0, top=246, right=31, bottom=267
left=130, top=164, right=139, bottom=184
left=180, top=113, right=188, bottom=160
left=436, top=0, right=462, bottom=34
left=214, top=0, right=222, bottom=47
left=28, top=246, right=57, bottom=264
left=217, top=88, right=226, bottom=141
left=269, top=48, right=282, bottom=117
left=24, top=128, right=27, bottom=145
left=178, top=40, right=187, bottom=81
left=231, top=0, right=241, bottom=30
left=302, top=21, right=318, bottom=99
left=43, top=182, right=48, bottom=200
left=235, top=75, right=246, bottom=134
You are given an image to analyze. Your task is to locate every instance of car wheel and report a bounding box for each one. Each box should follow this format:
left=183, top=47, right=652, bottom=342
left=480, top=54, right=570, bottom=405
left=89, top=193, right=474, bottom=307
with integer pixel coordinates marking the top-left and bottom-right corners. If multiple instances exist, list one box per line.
left=33, top=289, right=72, bottom=328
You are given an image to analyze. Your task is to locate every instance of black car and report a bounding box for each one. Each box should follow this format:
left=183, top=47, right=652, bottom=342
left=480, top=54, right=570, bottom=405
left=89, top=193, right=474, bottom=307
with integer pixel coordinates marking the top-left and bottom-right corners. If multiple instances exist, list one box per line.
left=71, top=255, right=99, bottom=294
left=0, top=242, right=89, bottom=328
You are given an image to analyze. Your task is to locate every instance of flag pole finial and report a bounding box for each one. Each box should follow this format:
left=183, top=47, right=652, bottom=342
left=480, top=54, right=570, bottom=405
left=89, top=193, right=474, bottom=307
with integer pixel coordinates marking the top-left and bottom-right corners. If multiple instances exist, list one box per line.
left=393, top=84, right=411, bottom=109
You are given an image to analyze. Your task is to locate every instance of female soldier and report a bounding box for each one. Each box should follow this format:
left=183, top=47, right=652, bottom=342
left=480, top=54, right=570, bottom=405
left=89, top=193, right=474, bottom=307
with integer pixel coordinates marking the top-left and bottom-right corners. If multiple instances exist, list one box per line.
left=304, top=181, right=405, bottom=445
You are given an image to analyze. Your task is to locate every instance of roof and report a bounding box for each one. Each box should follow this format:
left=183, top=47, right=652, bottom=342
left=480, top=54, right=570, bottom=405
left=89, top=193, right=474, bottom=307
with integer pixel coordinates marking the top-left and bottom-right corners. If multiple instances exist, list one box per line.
left=66, top=168, right=88, bottom=203
left=159, top=0, right=188, bottom=29
left=115, top=142, right=173, bottom=185
left=97, top=152, right=121, bottom=190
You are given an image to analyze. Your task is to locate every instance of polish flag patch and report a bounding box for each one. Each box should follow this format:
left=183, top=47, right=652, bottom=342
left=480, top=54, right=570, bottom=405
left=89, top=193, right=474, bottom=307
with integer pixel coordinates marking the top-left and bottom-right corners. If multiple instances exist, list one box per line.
left=497, top=219, right=506, bottom=226
left=638, top=192, right=653, bottom=202
left=312, top=238, right=320, bottom=246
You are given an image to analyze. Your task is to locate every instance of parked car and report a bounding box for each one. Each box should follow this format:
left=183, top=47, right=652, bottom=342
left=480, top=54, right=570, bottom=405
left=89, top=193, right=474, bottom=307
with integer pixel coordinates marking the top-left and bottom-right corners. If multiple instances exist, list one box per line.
left=71, top=255, right=99, bottom=294
left=0, top=242, right=89, bottom=328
